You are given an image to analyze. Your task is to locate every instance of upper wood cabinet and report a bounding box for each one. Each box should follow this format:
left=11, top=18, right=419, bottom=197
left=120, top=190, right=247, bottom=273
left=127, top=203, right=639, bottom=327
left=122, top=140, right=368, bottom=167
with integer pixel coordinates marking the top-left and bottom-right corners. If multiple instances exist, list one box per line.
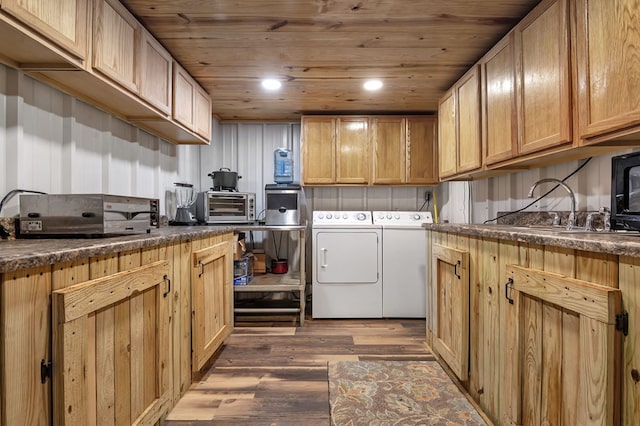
left=336, top=116, right=370, bottom=184
left=406, top=116, right=438, bottom=184
left=575, top=0, right=640, bottom=143
left=301, top=115, right=369, bottom=185
left=373, top=116, right=438, bottom=185
left=0, top=0, right=210, bottom=144
left=438, top=66, right=482, bottom=179
left=457, top=67, right=482, bottom=174
left=301, top=116, right=336, bottom=184
left=0, top=0, right=88, bottom=60
left=140, top=28, right=172, bottom=116
left=515, top=0, right=571, bottom=154
left=93, top=0, right=141, bottom=94
left=372, top=116, right=406, bottom=184
left=438, top=89, right=457, bottom=178
left=172, top=62, right=212, bottom=141
left=173, top=63, right=195, bottom=129
left=482, top=34, right=517, bottom=166
left=194, top=84, right=212, bottom=140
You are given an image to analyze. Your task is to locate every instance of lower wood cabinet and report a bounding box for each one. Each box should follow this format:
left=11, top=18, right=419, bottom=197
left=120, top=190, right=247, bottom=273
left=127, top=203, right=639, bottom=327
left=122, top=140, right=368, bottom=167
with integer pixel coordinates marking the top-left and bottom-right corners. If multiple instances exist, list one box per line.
left=0, top=232, right=234, bottom=425
left=503, top=265, right=621, bottom=425
left=191, top=238, right=234, bottom=372
left=428, top=231, right=634, bottom=425
left=52, top=259, right=172, bottom=425
left=431, top=243, right=469, bottom=381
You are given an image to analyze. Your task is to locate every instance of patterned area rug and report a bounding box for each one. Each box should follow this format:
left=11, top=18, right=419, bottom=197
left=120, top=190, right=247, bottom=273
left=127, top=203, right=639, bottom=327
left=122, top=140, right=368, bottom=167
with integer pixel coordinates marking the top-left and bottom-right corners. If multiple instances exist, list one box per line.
left=328, top=361, right=486, bottom=426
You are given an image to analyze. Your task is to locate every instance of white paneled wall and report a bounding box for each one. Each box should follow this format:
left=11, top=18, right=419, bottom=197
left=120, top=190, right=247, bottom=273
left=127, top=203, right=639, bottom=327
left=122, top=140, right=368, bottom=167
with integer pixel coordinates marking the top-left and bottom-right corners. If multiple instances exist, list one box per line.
left=0, top=65, right=200, bottom=218
left=438, top=149, right=637, bottom=224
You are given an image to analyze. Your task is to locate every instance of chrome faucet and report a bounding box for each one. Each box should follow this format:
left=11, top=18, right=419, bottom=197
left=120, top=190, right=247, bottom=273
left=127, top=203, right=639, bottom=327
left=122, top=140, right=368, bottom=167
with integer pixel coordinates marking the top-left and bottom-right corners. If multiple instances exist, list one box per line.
left=528, top=178, right=576, bottom=230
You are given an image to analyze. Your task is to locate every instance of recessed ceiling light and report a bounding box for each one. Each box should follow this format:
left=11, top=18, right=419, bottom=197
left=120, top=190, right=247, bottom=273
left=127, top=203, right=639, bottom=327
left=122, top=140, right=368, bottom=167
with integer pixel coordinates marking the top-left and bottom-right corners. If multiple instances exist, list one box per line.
left=262, top=79, right=282, bottom=90
left=363, top=79, right=383, bottom=91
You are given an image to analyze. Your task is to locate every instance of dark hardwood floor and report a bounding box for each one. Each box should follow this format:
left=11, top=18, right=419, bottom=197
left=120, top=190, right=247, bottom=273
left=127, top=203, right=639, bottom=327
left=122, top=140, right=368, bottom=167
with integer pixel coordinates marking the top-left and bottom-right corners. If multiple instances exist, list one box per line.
left=163, top=317, right=433, bottom=425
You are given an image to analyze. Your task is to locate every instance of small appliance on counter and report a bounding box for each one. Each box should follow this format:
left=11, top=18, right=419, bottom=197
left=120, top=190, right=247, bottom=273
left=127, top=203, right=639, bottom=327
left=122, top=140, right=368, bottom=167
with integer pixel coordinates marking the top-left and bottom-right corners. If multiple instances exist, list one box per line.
left=207, top=167, right=241, bottom=191
left=264, top=184, right=302, bottom=226
left=611, top=151, right=640, bottom=231
left=196, top=191, right=256, bottom=224
left=18, top=194, right=159, bottom=237
left=171, top=182, right=198, bottom=225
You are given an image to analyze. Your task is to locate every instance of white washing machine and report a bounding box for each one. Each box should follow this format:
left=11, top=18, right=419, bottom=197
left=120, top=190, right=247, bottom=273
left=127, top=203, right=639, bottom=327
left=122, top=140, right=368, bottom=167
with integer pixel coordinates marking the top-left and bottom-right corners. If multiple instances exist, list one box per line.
left=373, top=211, right=433, bottom=318
left=312, top=211, right=382, bottom=318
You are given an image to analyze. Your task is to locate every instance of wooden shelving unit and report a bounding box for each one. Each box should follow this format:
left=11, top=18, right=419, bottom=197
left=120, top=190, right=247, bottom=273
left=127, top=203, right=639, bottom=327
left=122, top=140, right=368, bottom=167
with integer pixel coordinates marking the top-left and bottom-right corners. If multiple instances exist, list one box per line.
left=233, top=224, right=306, bottom=325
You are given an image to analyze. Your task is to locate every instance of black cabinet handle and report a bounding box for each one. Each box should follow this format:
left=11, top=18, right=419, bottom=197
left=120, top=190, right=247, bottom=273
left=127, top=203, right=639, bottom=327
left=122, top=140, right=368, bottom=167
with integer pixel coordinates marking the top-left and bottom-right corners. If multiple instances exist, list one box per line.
left=163, top=275, right=171, bottom=298
left=505, top=278, right=514, bottom=304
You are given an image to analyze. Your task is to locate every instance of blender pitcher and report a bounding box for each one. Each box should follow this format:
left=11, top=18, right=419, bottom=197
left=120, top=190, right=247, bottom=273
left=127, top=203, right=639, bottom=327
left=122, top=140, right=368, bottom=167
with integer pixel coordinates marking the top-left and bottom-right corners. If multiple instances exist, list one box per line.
left=173, top=182, right=198, bottom=224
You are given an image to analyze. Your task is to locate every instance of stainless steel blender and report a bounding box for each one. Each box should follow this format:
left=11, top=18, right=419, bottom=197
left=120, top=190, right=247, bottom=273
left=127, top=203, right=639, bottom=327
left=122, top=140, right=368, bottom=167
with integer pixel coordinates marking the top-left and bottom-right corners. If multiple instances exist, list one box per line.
left=172, top=182, right=198, bottom=225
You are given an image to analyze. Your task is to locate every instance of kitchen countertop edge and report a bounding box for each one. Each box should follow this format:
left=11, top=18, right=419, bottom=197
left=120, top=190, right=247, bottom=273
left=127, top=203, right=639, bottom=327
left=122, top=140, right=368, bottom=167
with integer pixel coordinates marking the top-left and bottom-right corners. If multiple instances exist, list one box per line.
left=0, top=226, right=235, bottom=274
left=424, top=223, right=640, bottom=257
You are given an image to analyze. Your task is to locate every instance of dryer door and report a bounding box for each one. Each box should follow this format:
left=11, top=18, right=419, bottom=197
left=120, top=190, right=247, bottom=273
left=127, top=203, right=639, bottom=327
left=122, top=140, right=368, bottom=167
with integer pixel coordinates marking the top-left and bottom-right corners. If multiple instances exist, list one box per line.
left=315, top=231, right=379, bottom=283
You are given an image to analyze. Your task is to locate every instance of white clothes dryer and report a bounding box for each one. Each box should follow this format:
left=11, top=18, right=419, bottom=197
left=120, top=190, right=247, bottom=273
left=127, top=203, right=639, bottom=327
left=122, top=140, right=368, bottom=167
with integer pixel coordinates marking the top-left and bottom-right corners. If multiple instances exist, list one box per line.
left=312, top=211, right=382, bottom=318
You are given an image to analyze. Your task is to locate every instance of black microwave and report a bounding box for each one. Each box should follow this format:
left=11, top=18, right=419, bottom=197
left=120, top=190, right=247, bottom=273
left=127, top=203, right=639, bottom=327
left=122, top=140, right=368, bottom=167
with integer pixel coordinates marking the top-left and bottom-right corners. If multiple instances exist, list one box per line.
left=611, top=151, right=640, bottom=230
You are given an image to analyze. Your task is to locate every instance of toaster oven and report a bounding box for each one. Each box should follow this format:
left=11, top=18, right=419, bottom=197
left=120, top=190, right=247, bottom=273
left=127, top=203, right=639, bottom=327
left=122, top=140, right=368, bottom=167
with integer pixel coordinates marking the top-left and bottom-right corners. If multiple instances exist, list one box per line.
left=196, top=191, right=255, bottom=224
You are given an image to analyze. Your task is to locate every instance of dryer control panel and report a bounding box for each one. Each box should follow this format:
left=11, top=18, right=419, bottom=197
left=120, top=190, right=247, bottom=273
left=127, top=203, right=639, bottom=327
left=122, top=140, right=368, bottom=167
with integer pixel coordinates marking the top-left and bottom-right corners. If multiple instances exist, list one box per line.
left=312, top=210, right=373, bottom=226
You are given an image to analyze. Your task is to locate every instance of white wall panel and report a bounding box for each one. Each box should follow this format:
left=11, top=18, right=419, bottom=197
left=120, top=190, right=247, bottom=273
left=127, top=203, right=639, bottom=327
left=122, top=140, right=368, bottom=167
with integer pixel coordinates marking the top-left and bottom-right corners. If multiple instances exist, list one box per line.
left=444, top=150, right=638, bottom=225
left=0, top=65, right=200, bottom=218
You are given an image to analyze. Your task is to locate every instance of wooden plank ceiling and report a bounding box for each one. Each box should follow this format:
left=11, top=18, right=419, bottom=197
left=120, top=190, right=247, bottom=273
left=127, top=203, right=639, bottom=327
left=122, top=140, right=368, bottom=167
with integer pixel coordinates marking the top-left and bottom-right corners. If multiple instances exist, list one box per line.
left=121, top=0, right=540, bottom=121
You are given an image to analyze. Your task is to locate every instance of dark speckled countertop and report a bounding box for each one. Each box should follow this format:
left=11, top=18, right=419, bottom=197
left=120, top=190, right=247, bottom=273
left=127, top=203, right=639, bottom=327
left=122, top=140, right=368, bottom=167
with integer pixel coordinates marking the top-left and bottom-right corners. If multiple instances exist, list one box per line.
left=424, top=223, right=640, bottom=258
left=0, top=226, right=235, bottom=274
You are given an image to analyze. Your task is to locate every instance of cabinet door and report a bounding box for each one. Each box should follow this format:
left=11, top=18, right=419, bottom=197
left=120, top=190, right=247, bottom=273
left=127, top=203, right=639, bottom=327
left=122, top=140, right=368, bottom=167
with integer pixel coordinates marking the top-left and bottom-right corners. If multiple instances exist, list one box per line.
left=503, top=265, right=622, bottom=425
left=516, top=0, right=571, bottom=154
left=406, top=116, right=438, bottom=184
left=372, top=116, right=405, bottom=184
left=139, top=28, right=172, bottom=115
left=483, top=34, right=517, bottom=165
left=93, top=0, right=140, bottom=93
left=456, top=65, right=482, bottom=174
left=0, top=266, right=51, bottom=425
left=194, top=84, right=212, bottom=140
left=576, top=0, right=640, bottom=140
left=1, top=0, right=88, bottom=59
left=52, top=260, right=172, bottom=425
left=191, top=241, right=233, bottom=372
left=432, top=243, right=469, bottom=381
left=336, top=116, right=370, bottom=184
left=438, top=90, right=457, bottom=178
left=173, top=63, right=195, bottom=129
left=302, top=116, right=336, bottom=184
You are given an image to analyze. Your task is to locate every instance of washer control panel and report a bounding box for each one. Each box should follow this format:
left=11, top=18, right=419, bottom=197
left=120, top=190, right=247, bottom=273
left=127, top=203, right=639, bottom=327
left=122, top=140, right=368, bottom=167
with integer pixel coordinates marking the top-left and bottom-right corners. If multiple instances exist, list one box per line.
left=373, top=211, right=434, bottom=227
left=313, top=210, right=373, bottom=225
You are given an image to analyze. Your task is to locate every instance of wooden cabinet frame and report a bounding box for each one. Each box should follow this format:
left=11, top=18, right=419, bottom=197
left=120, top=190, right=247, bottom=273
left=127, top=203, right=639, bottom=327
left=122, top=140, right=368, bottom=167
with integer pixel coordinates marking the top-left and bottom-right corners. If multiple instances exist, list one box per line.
left=432, top=243, right=470, bottom=380
left=52, top=260, right=171, bottom=425
left=1, top=0, right=88, bottom=60
left=93, top=0, right=141, bottom=94
left=503, top=265, right=622, bottom=425
left=191, top=241, right=234, bottom=372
